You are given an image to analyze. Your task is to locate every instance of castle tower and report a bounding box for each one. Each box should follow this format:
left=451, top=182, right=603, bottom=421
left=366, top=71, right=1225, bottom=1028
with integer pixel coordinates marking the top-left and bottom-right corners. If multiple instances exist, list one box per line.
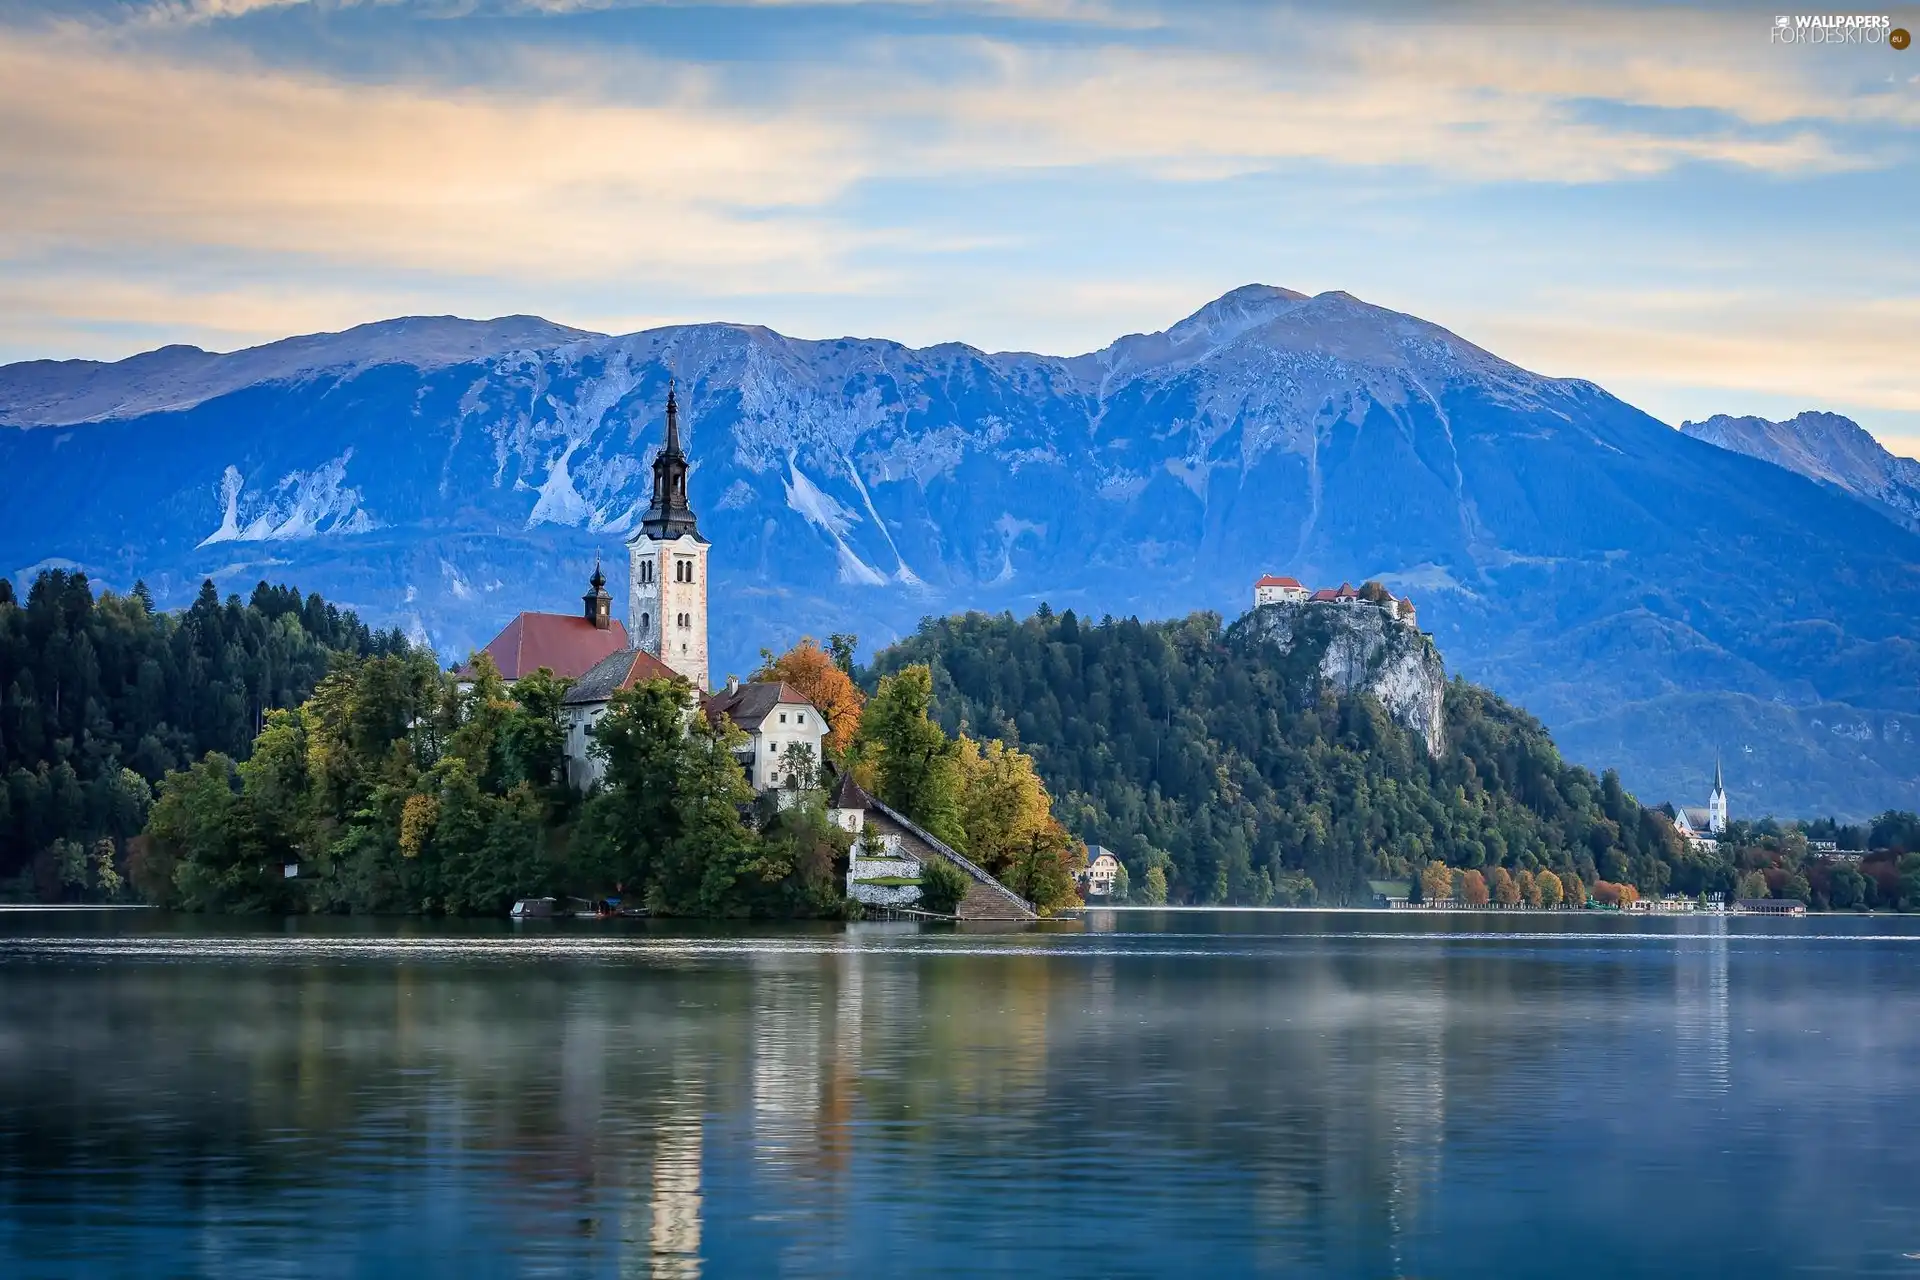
left=582, top=561, right=613, bottom=630
left=627, top=382, right=710, bottom=690
left=1708, top=757, right=1728, bottom=835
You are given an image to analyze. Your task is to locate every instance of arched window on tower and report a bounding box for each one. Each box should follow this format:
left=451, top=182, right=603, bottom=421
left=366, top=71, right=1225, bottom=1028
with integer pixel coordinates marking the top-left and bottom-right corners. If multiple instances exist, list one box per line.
left=640, top=612, right=650, bottom=634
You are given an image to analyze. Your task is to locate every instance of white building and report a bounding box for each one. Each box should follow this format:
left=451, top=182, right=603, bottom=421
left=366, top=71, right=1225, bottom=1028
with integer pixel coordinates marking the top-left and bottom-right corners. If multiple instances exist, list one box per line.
left=1673, top=759, right=1729, bottom=850
left=1078, top=846, right=1121, bottom=897
left=703, top=677, right=830, bottom=793
left=1253, top=574, right=1310, bottom=607
left=628, top=381, right=710, bottom=693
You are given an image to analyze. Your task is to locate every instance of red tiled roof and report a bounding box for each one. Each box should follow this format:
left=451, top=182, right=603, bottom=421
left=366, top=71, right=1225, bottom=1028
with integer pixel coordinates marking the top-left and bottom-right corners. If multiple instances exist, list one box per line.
left=1308, top=588, right=1339, bottom=602
left=464, top=612, right=629, bottom=682
left=562, top=647, right=680, bottom=704
left=1254, top=574, right=1305, bottom=589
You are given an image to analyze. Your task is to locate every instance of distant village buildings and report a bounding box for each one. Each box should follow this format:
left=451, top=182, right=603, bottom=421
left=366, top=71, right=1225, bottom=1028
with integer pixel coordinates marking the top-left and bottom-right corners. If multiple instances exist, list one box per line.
left=1252, top=573, right=1419, bottom=628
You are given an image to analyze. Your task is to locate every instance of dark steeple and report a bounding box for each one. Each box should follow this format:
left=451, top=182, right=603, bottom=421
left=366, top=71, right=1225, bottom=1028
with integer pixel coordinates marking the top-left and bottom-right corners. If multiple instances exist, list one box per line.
left=638, top=379, right=703, bottom=542
left=1712, top=756, right=1724, bottom=794
left=582, top=560, right=612, bottom=629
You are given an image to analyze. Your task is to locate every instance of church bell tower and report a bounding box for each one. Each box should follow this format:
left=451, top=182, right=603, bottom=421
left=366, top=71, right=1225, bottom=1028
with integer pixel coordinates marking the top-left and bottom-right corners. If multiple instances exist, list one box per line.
left=627, top=381, right=710, bottom=691
left=1708, top=757, right=1728, bottom=835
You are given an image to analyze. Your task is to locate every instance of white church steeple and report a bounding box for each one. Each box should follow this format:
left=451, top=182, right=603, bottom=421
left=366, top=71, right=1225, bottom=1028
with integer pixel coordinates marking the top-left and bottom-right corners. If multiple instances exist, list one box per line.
left=1708, top=756, right=1727, bottom=834
left=627, top=381, right=710, bottom=691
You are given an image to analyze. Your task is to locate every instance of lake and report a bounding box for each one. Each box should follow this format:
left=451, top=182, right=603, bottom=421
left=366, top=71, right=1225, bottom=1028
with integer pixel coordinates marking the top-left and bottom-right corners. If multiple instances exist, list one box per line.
left=1, top=908, right=1918, bottom=1277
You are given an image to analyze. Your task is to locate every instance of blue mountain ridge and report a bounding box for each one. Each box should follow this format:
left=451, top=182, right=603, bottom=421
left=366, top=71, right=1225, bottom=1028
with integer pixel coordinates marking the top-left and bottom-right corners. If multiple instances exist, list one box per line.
left=3, top=286, right=1916, bottom=819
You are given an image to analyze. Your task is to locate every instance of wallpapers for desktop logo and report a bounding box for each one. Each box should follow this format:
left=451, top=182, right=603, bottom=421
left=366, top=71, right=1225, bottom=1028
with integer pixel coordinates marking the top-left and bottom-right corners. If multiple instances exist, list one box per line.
left=1770, top=13, right=1909, bottom=45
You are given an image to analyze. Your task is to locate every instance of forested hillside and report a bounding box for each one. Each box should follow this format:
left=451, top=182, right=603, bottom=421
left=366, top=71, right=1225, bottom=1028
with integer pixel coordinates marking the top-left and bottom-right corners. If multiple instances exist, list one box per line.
left=870, top=607, right=1714, bottom=906
left=0, top=570, right=406, bottom=898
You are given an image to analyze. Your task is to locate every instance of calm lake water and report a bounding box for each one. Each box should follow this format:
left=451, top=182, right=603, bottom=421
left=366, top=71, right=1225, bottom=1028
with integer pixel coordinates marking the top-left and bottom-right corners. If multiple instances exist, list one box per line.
left=2, top=909, right=1919, bottom=1278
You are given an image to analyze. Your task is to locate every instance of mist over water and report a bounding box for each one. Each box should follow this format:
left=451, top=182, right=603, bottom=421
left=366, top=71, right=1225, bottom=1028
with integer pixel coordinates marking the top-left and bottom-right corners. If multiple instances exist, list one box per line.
left=2, top=911, right=1918, bottom=1278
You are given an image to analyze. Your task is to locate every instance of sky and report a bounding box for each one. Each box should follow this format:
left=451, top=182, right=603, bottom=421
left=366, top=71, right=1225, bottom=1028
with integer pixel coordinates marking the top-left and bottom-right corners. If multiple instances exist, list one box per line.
left=1, top=0, right=1916, bottom=453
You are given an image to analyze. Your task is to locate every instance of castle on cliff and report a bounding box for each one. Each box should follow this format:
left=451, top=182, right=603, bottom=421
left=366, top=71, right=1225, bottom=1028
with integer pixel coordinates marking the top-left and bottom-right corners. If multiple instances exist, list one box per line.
left=1253, top=574, right=1419, bottom=628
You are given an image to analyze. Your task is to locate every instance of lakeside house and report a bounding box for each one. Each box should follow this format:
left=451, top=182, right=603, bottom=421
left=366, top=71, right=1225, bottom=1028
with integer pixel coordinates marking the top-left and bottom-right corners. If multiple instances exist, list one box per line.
left=1077, top=846, right=1120, bottom=898
left=1734, top=898, right=1807, bottom=916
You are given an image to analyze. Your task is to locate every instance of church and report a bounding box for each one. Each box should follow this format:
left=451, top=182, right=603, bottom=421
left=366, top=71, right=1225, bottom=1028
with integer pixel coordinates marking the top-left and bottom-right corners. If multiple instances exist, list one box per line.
left=467, top=383, right=828, bottom=793
left=1673, top=760, right=1729, bottom=849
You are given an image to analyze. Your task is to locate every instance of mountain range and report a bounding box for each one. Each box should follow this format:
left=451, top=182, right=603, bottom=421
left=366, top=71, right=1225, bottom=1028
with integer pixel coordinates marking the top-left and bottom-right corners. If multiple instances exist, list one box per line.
left=1681, top=410, right=1920, bottom=533
left=2, top=285, right=1916, bottom=819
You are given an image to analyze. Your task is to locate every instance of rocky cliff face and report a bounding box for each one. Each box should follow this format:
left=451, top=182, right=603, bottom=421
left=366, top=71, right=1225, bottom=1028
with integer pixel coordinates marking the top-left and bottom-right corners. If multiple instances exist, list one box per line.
left=1236, top=602, right=1446, bottom=755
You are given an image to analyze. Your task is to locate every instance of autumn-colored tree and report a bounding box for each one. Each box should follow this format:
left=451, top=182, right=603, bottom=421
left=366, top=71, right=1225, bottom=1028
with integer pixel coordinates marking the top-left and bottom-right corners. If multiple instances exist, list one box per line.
left=1559, top=871, right=1584, bottom=908
left=1490, top=865, right=1520, bottom=906
left=1001, top=824, right=1084, bottom=917
left=1591, top=880, right=1638, bottom=908
left=1460, top=869, right=1490, bottom=906
left=755, top=637, right=864, bottom=757
left=1536, top=869, right=1564, bottom=909
left=1517, top=868, right=1541, bottom=909
left=955, top=736, right=1057, bottom=875
left=1421, top=862, right=1455, bottom=902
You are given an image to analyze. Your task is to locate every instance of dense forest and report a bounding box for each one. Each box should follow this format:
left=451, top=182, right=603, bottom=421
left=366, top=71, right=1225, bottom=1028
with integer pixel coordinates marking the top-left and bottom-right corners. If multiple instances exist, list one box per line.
left=868, top=606, right=1920, bottom=908
left=0, top=567, right=1079, bottom=918
left=9, top=570, right=1916, bottom=915
left=0, top=571, right=406, bottom=899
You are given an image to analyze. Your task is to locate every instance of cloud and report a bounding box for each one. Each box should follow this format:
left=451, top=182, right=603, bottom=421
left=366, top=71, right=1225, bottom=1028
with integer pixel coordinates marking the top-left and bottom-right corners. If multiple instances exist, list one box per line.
left=0, top=28, right=876, bottom=290
left=1472, top=292, right=1920, bottom=419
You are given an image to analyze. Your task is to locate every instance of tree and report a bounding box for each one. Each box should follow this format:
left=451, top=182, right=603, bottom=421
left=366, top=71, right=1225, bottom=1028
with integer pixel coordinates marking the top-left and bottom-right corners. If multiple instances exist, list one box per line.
left=1560, top=871, right=1585, bottom=908
left=955, top=736, right=1056, bottom=877
left=918, top=856, right=970, bottom=916
left=572, top=678, right=704, bottom=899
left=1421, top=862, right=1455, bottom=903
left=1820, top=859, right=1866, bottom=909
left=857, top=665, right=965, bottom=847
left=756, top=638, right=864, bottom=757
left=1517, top=868, right=1541, bottom=908
left=1141, top=865, right=1169, bottom=905
left=1537, top=869, right=1564, bottom=909
left=827, top=633, right=859, bottom=678
left=1737, top=870, right=1770, bottom=900
left=1460, top=869, right=1490, bottom=906
left=1490, top=865, right=1520, bottom=906
left=1000, top=825, right=1084, bottom=916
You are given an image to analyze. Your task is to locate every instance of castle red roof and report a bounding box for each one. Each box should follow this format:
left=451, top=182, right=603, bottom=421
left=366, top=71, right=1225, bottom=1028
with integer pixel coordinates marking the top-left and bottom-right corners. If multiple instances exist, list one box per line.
left=464, top=612, right=629, bottom=682
left=1254, top=574, right=1305, bottom=590
left=1309, top=588, right=1339, bottom=602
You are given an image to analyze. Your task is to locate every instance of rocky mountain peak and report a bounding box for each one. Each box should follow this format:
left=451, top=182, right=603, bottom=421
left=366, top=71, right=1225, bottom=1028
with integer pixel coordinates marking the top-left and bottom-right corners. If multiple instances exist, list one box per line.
left=1682, top=410, right=1920, bottom=532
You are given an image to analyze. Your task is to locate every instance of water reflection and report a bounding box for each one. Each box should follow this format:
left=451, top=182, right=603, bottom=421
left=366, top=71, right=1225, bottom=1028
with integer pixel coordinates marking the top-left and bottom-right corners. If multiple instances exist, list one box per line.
left=1, top=912, right=1919, bottom=1277
left=1675, top=915, right=1731, bottom=1099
